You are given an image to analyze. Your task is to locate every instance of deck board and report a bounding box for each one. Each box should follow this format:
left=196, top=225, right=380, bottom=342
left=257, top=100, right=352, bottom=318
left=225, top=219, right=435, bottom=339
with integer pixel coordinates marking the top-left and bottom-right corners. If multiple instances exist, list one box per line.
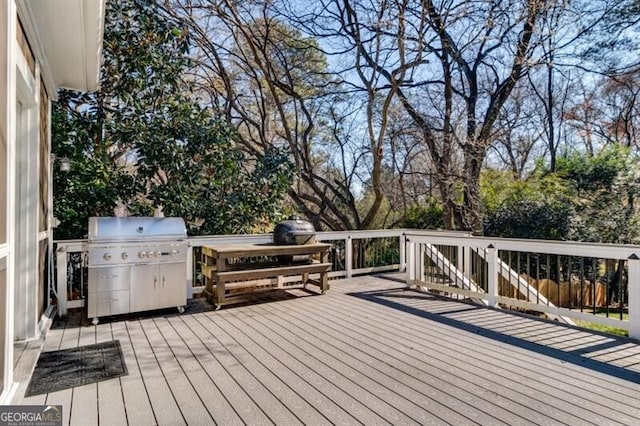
left=10, top=274, right=640, bottom=426
left=95, top=322, right=128, bottom=426
left=191, top=315, right=328, bottom=425
left=125, top=320, right=186, bottom=426
left=211, top=313, right=360, bottom=425
left=96, top=323, right=127, bottom=426
left=343, top=279, right=640, bottom=398
left=69, top=324, right=98, bottom=426
left=257, top=294, right=566, bottom=425
left=231, top=302, right=482, bottom=425
left=155, top=316, right=241, bottom=425
left=44, top=318, right=81, bottom=426
left=191, top=317, right=305, bottom=425
left=110, top=321, right=156, bottom=426
left=309, top=288, right=636, bottom=423
left=209, top=313, right=392, bottom=425
left=182, top=314, right=292, bottom=425
left=176, top=315, right=273, bottom=425
left=282, top=290, right=596, bottom=424
left=140, top=318, right=214, bottom=425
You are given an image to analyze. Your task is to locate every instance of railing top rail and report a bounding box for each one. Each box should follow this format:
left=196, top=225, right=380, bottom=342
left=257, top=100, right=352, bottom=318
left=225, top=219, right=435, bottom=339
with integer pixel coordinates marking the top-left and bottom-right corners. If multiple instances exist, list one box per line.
left=405, top=232, right=640, bottom=259
left=54, top=239, right=88, bottom=245
left=55, top=240, right=87, bottom=252
left=401, top=229, right=474, bottom=237
left=317, top=229, right=407, bottom=239
left=55, top=228, right=640, bottom=259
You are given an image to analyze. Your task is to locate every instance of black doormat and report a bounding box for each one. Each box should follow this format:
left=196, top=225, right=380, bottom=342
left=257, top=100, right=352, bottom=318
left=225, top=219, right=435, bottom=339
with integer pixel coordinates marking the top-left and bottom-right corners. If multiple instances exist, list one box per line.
left=25, top=340, right=128, bottom=397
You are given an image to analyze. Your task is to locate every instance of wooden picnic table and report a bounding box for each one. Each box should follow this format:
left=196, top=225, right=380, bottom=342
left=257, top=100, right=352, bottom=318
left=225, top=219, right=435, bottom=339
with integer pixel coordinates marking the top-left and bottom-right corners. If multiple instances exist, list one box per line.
left=201, top=242, right=331, bottom=309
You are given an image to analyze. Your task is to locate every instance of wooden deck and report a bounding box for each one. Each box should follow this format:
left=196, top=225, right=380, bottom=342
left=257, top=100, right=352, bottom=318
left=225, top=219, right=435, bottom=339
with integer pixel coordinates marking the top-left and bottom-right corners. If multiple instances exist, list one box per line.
left=11, top=274, right=640, bottom=425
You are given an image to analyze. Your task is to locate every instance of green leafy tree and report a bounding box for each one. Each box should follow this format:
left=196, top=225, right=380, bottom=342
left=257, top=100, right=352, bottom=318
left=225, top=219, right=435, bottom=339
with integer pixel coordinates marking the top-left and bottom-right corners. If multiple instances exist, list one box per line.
left=481, top=168, right=573, bottom=240
left=482, top=146, right=640, bottom=243
left=401, top=200, right=445, bottom=230
left=53, top=0, right=293, bottom=239
left=557, top=145, right=640, bottom=244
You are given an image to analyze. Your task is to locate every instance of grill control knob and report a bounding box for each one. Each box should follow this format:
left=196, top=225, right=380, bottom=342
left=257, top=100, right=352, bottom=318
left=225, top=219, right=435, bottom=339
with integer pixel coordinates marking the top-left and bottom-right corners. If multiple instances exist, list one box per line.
left=103, top=253, right=111, bottom=261
left=170, top=250, right=177, bottom=257
left=155, top=251, right=162, bottom=257
left=138, top=251, right=147, bottom=258
left=121, top=252, right=128, bottom=260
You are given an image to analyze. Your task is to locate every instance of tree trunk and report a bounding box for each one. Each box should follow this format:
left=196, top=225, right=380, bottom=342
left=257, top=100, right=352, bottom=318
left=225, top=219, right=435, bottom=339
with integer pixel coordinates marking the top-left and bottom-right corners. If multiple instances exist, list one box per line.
left=461, top=147, right=485, bottom=233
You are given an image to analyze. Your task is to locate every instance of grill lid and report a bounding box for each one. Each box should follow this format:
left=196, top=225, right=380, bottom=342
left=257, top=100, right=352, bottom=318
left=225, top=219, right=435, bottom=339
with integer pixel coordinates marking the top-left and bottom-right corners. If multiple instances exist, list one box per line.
left=88, top=217, right=187, bottom=241
left=273, top=215, right=316, bottom=245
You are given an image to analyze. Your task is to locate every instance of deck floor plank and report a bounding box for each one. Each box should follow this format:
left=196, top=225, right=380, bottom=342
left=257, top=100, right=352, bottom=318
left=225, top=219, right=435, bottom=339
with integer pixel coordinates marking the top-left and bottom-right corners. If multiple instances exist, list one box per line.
left=260, top=295, right=577, bottom=426
left=328, top=278, right=640, bottom=423
left=356, top=278, right=640, bottom=392
left=339, top=279, right=640, bottom=398
left=204, top=309, right=416, bottom=426
left=235, top=301, right=490, bottom=425
left=209, top=312, right=363, bottom=426
left=176, top=315, right=274, bottom=425
left=111, top=321, right=157, bottom=425
left=188, top=314, right=329, bottom=425
left=125, top=320, right=186, bottom=426
left=139, top=317, right=214, bottom=426
left=110, top=321, right=156, bottom=426
left=95, top=322, right=128, bottom=426
left=69, top=324, right=98, bottom=426
left=182, top=314, right=299, bottom=425
left=10, top=274, right=640, bottom=426
left=276, top=291, right=598, bottom=424
left=158, top=316, right=243, bottom=426
left=44, top=318, right=81, bottom=426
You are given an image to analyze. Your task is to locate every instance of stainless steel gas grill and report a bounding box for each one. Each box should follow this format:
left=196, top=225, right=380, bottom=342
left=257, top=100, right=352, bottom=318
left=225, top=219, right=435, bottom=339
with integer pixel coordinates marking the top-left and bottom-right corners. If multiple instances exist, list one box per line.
left=87, top=217, right=188, bottom=325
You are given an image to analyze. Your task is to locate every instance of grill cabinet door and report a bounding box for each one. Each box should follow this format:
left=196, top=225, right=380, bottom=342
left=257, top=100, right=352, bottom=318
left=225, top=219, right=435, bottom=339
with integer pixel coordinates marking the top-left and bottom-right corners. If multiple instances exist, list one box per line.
left=157, top=263, right=187, bottom=309
left=130, top=264, right=158, bottom=313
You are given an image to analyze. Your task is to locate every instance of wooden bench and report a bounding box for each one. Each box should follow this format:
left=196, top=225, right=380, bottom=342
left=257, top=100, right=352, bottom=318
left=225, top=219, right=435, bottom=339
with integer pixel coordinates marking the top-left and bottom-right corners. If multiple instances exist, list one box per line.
left=201, top=243, right=331, bottom=309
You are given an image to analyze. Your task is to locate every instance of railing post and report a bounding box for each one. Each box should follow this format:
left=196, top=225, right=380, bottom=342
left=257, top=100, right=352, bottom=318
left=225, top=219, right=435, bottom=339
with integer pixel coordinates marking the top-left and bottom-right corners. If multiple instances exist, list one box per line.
left=186, top=245, right=194, bottom=299
left=487, top=244, right=498, bottom=308
left=56, top=247, right=67, bottom=317
left=461, top=245, right=471, bottom=278
left=399, top=233, right=406, bottom=272
left=345, top=236, right=353, bottom=278
left=419, top=243, right=425, bottom=282
left=628, top=254, right=640, bottom=340
left=406, top=239, right=415, bottom=287
left=457, top=244, right=464, bottom=277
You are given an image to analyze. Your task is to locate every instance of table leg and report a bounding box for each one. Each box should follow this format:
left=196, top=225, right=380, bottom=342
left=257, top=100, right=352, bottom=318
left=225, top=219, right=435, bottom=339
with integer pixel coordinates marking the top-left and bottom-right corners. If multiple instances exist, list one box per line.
left=320, top=249, right=329, bottom=293
left=216, top=255, right=227, bottom=310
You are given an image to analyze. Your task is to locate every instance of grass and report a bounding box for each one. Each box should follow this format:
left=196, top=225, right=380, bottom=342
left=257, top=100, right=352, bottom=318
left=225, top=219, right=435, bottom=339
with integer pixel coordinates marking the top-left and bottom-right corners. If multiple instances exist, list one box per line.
left=572, top=307, right=629, bottom=337
left=573, top=320, right=628, bottom=337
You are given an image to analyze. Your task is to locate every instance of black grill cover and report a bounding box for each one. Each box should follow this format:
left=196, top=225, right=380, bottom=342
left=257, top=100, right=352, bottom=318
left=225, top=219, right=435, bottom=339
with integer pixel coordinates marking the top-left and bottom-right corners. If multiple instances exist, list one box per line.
left=273, top=216, right=316, bottom=245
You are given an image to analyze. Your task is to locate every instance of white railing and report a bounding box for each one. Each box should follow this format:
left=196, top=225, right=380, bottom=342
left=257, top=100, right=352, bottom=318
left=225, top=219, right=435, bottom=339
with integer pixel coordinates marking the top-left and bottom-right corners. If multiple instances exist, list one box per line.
left=53, top=229, right=640, bottom=339
left=54, top=229, right=410, bottom=315
left=405, top=232, right=640, bottom=340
